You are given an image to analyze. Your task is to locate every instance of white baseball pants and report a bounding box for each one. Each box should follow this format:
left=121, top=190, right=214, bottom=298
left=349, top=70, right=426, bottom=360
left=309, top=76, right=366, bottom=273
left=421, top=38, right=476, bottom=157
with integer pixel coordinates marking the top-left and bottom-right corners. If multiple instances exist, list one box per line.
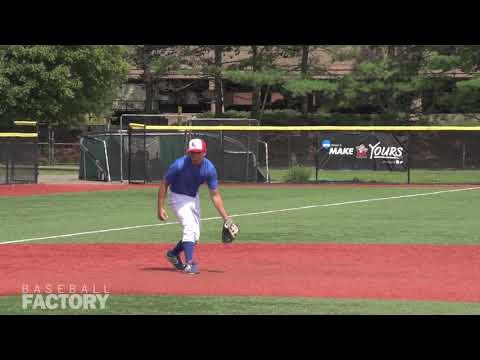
left=168, top=190, right=201, bottom=243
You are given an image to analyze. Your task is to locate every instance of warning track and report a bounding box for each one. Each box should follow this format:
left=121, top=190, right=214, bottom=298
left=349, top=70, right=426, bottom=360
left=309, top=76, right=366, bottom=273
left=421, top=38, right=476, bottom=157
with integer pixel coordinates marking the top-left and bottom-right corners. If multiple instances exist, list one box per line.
left=1, top=243, right=480, bottom=302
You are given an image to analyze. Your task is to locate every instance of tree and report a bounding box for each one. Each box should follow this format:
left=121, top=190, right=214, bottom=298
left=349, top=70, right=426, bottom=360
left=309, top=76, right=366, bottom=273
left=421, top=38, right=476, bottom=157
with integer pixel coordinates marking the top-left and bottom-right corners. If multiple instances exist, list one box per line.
left=0, top=45, right=129, bottom=127
left=175, top=45, right=239, bottom=117
left=221, top=45, right=344, bottom=119
left=222, top=46, right=286, bottom=120
left=169, top=45, right=241, bottom=117
left=300, top=45, right=310, bottom=114
left=334, top=45, right=429, bottom=120
left=421, top=46, right=480, bottom=119
left=331, top=45, right=480, bottom=121
left=213, top=46, right=225, bottom=117
left=128, top=45, right=181, bottom=113
left=135, top=45, right=242, bottom=117
left=279, top=45, right=340, bottom=114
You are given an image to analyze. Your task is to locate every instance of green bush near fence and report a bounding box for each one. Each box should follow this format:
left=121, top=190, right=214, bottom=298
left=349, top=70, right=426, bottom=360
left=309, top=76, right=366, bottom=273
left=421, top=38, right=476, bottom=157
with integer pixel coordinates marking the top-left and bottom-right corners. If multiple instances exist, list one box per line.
left=283, top=165, right=313, bottom=183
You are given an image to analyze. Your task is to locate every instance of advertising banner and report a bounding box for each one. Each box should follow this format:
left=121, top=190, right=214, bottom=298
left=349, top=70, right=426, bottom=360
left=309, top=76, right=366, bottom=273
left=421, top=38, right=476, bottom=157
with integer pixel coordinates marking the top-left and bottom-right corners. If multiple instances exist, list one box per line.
left=317, top=133, right=408, bottom=171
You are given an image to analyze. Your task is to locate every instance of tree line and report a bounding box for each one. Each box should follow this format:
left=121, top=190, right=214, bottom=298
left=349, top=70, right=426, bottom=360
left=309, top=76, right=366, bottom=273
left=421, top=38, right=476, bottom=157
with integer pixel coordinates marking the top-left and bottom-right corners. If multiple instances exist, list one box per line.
left=1, top=45, right=480, bottom=128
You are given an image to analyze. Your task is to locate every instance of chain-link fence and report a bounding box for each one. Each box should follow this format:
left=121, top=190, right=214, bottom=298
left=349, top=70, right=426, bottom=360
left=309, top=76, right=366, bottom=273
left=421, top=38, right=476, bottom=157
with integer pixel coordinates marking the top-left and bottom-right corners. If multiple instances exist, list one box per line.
left=0, top=138, right=38, bottom=184
left=258, top=130, right=480, bottom=184
left=78, top=123, right=480, bottom=184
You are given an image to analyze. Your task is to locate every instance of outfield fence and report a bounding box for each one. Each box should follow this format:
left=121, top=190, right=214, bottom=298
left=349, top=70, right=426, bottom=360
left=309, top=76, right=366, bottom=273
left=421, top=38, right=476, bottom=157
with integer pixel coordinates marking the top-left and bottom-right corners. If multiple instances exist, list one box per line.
left=0, top=122, right=39, bottom=184
left=127, top=124, right=480, bottom=184
left=39, top=143, right=80, bottom=165
left=77, top=119, right=480, bottom=185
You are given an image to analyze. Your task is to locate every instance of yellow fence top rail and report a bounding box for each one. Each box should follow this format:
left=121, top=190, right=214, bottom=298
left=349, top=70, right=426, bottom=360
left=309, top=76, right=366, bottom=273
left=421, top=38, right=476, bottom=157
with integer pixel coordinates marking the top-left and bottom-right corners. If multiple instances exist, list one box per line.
left=0, top=132, right=38, bottom=138
left=128, top=123, right=480, bottom=132
left=13, top=121, right=38, bottom=126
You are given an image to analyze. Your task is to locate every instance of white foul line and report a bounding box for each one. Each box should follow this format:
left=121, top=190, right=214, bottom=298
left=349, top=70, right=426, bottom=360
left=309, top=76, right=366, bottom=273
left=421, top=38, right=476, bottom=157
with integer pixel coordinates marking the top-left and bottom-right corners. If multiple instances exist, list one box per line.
left=1, top=186, right=479, bottom=245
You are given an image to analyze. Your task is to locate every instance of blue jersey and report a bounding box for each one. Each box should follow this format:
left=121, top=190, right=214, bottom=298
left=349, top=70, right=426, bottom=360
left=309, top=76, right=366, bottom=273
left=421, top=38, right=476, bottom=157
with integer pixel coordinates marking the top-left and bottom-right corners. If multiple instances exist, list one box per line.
left=164, top=156, right=218, bottom=197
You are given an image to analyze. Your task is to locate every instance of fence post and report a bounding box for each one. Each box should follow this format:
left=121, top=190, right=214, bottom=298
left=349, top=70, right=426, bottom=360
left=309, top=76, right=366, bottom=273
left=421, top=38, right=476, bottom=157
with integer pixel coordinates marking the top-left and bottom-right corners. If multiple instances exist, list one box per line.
left=6, top=140, right=10, bottom=184
left=220, top=122, right=224, bottom=181
left=265, top=141, right=269, bottom=183
left=144, top=122, right=147, bottom=184
left=128, top=126, right=131, bottom=184
left=35, top=133, right=39, bottom=183
left=246, top=128, right=250, bottom=182
left=48, top=126, right=55, bottom=166
left=48, top=125, right=51, bottom=165
left=407, top=134, right=411, bottom=184
left=315, top=133, right=319, bottom=182
left=52, top=128, right=55, bottom=165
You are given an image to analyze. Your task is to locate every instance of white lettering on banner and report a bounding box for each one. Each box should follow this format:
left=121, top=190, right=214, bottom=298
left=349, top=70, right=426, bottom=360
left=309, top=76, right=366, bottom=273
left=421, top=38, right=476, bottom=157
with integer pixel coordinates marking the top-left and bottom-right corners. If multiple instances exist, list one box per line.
left=327, top=142, right=403, bottom=160
left=369, top=142, right=404, bottom=160
left=329, top=147, right=354, bottom=155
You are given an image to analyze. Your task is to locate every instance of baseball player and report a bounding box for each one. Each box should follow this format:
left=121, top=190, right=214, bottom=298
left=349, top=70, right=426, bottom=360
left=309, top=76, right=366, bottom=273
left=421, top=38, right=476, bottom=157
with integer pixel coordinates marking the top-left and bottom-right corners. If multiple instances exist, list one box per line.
left=157, top=138, right=236, bottom=274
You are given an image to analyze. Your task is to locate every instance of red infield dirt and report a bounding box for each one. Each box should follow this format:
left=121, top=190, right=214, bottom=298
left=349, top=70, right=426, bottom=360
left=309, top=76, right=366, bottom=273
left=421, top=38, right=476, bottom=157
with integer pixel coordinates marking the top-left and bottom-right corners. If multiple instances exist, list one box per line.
left=0, top=183, right=155, bottom=196
left=1, top=243, right=480, bottom=302
left=0, top=182, right=474, bottom=197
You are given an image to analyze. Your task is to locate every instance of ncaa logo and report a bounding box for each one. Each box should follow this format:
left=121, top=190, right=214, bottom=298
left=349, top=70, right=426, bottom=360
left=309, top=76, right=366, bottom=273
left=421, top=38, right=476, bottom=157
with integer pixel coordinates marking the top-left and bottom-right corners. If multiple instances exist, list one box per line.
left=321, top=139, right=331, bottom=149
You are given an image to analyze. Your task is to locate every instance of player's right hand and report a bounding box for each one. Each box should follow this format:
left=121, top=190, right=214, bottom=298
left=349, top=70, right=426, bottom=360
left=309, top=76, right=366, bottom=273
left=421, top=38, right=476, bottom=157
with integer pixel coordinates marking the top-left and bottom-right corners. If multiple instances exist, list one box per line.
left=158, top=208, right=168, bottom=221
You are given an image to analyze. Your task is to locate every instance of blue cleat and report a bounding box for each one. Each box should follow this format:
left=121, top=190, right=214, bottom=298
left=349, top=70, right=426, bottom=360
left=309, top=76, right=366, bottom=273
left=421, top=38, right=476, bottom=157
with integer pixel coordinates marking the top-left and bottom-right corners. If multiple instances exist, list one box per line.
left=165, top=251, right=185, bottom=271
left=183, top=262, right=199, bottom=275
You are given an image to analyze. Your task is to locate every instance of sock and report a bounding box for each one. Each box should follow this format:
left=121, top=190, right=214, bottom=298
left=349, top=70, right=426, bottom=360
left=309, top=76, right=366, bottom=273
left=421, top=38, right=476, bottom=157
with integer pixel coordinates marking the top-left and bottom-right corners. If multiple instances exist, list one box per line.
left=170, top=240, right=184, bottom=257
left=183, top=241, right=195, bottom=264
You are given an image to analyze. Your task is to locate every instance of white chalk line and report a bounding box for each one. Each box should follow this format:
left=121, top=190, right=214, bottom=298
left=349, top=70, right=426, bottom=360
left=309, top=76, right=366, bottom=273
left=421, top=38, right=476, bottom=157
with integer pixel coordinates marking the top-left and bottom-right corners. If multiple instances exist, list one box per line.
left=1, top=186, right=479, bottom=245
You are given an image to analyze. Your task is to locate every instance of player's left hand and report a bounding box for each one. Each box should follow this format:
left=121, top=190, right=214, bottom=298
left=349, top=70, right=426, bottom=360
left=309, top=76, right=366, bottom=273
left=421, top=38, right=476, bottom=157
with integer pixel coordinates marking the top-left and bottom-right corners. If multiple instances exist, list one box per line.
left=222, top=218, right=239, bottom=243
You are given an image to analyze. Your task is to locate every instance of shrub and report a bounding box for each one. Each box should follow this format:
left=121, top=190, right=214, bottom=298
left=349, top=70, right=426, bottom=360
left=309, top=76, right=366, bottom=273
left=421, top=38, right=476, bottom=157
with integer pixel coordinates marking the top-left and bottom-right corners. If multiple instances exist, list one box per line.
left=196, top=111, right=250, bottom=119
left=283, top=165, right=313, bottom=183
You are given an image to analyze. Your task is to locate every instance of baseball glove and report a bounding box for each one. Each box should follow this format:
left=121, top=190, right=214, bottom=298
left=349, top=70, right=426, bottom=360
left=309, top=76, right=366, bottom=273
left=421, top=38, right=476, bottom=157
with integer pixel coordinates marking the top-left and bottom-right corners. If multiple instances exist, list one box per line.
left=222, top=218, right=239, bottom=243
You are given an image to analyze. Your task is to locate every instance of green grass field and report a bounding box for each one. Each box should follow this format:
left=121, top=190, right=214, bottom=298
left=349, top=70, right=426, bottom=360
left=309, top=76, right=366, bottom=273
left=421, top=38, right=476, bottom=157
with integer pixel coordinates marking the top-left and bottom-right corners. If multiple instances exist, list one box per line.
left=2, top=186, right=480, bottom=245
left=2, top=184, right=480, bottom=314
left=2, top=295, right=480, bottom=315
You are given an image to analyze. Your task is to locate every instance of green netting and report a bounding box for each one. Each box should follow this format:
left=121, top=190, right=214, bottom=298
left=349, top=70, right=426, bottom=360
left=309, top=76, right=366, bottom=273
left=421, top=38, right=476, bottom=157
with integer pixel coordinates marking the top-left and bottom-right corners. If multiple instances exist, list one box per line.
left=127, top=129, right=259, bottom=183
left=79, top=136, right=109, bottom=181
left=128, top=132, right=186, bottom=183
